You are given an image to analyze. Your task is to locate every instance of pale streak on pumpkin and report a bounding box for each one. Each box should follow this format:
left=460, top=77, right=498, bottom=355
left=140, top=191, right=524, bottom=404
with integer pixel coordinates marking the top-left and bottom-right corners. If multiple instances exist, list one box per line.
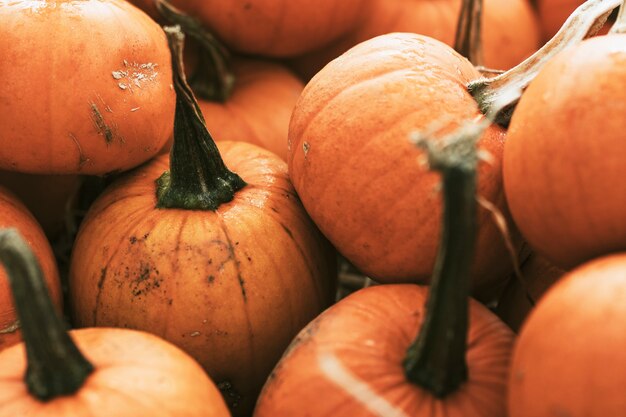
left=318, top=352, right=411, bottom=417
left=0, top=320, right=20, bottom=334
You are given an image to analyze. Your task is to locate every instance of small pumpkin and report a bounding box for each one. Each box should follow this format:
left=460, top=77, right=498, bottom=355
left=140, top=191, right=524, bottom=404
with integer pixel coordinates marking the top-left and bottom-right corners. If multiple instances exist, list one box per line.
left=0, top=187, right=61, bottom=350
left=0, top=228, right=230, bottom=417
left=69, top=27, right=336, bottom=417
left=0, top=0, right=175, bottom=174
left=255, top=121, right=515, bottom=417
left=503, top=10, right=626, bottom=269
left=508, top=252, right=626, bottom=417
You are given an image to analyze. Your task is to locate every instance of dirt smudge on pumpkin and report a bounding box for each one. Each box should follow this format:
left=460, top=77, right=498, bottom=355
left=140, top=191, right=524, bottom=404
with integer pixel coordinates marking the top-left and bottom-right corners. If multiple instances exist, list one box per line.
left=303, top=141, right=310, bottom=158
left=217, top=380, right=242, bottom=412
left=129, top=262, right=163, bottom=297
left=90, top=102, right=115, bottom=144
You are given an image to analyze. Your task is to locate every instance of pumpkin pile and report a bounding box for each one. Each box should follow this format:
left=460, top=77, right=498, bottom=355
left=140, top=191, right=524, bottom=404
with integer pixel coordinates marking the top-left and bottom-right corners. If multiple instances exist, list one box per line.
left=0, top=0, right=625, bottom=416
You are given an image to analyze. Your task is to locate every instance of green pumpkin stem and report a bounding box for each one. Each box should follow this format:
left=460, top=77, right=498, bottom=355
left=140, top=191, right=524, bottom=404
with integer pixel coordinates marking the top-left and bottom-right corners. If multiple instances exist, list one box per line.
left=454, top=0, right=484, bottom=67
left=0, top=228, right=94, bottom=401
left=469, top=0, right=620, bottom=127
left=402, top=120, right=489, bottom=397
left=155, top=0, right=235, bottom=102
left=156, top=26, right=246, bottom=211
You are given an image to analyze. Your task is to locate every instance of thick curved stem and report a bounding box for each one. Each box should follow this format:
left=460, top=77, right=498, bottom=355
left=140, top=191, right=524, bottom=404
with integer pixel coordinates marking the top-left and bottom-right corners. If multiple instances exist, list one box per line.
left=156, top=26, right=246, bottom=211
left=610, top=4, right=626, bottom=32
left=469, top=0, right=622, bottom=127
left=454, top=0, right=484, bottom=67
left=155, top=0, right=235, bottom=102
left=0, top=229, right=93, bottom=401
left=403, top=121, right=487, bottom=397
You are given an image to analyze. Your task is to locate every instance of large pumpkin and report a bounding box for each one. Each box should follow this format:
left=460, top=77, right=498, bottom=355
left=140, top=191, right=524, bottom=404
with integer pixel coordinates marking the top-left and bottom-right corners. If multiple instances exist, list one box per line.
left=0, top=0, right=175, bottom=174
left=70, top=28, right=336, bottom=417
left=288, top=32, right=513, bottom=297
left=0, top=187, right=61, bottom=350
left=503, top=32, right=626, bottom=269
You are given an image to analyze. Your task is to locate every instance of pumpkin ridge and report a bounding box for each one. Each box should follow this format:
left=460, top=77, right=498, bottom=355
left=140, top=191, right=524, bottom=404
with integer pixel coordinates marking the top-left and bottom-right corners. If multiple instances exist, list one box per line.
left=214, top=212, right=259, bottom=383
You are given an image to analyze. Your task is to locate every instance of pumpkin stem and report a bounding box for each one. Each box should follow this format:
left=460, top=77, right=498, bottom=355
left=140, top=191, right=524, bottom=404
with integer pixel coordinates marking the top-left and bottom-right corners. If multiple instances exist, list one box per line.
left=0, top=228, right=94, bottom=401
left=402, top=119, right=489, bottom=397
left=610, top=4, right=626, bottom=32
left=469, top=0, right=620, bottom=127
left=156, top=26, right=246, bottom=211
left=454, top=0, right=484, bottom=67
left=155, top=0, right=235, bottom=102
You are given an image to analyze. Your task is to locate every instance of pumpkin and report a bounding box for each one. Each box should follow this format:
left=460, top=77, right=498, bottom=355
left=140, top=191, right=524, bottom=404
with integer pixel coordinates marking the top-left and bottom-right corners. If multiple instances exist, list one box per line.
left=255, top=122, right=515, bottom=417
left=0, top=0, right=175, bottom=174
left=537, top=0, right=584, bottom=40
left=0, top=228, right=230, bottom=417
left=0, top=171, right=80, bottom=240
left=158, top=0, right=368, bottom=57
left=288, top=32, right=512, bottom=297
left=287, top=0, right=620, bottom=296
left=290, top=0, right=540, bottom=81
left=503, top=21, right=626, bottom=269
left=69, top=27, right=336, bottom=417
left=0, top=187, right=61, bottom=350
left=495, top=250, right=565, bottom=332
left=508, top=252, right=626, bottom=417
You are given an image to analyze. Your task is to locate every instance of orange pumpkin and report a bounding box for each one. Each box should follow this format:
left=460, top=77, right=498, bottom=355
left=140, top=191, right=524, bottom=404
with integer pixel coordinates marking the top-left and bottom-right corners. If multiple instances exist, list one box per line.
left=0, top=0, right=175, bottom=174
left=290, top=0, right=540, bottom=80
left=0, top=229, right=230, bottom=417
left=162, top=0, right=367, bottom=57
left=0, top=187, right=61, bottom=350
left=69, top=28, right=336, bottom=417
left=503, top=30, right=626, bottom=269
left=288, top=32, right=513, bottom=297
left=508, top=252, right=626, bottom=417
left=256, top=124, right=515, bottom=416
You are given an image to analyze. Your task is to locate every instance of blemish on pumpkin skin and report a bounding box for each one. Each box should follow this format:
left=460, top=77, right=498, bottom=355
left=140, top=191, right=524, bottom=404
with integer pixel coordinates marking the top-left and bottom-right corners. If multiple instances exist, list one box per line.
left=303, top=141, right=310, bottom=158
left=90, top=102, right=114, bottom=144
left=68, top=132, right=89, bottom=168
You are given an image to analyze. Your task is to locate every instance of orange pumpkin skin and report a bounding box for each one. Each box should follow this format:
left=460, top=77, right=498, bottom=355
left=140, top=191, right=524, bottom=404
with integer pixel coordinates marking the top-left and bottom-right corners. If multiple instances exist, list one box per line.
left=0, top=328, right=230, bottom=416
left=0, top=0, right=175, bottom=175
left=0, top=187, right=62, bottom=350
left=508, top=253, right=626, bottom=417
left=167, top=0, right=367, bottom=57
left=161, top=58, right=304, bottom=161
left=289, top=33, right=516, bottom=295
left=503, top=35, right=626, bottom=270
left=290, top=0, right=540, bottom=80
left=255, top=285, right=514, bottom=417
left=495, top=251, right=565, bottom=332
left=0, top=171, right=80, bottom=240
left=69, top=141, right=336, bottom=416
left=537, top=0, right=583, bottom=40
